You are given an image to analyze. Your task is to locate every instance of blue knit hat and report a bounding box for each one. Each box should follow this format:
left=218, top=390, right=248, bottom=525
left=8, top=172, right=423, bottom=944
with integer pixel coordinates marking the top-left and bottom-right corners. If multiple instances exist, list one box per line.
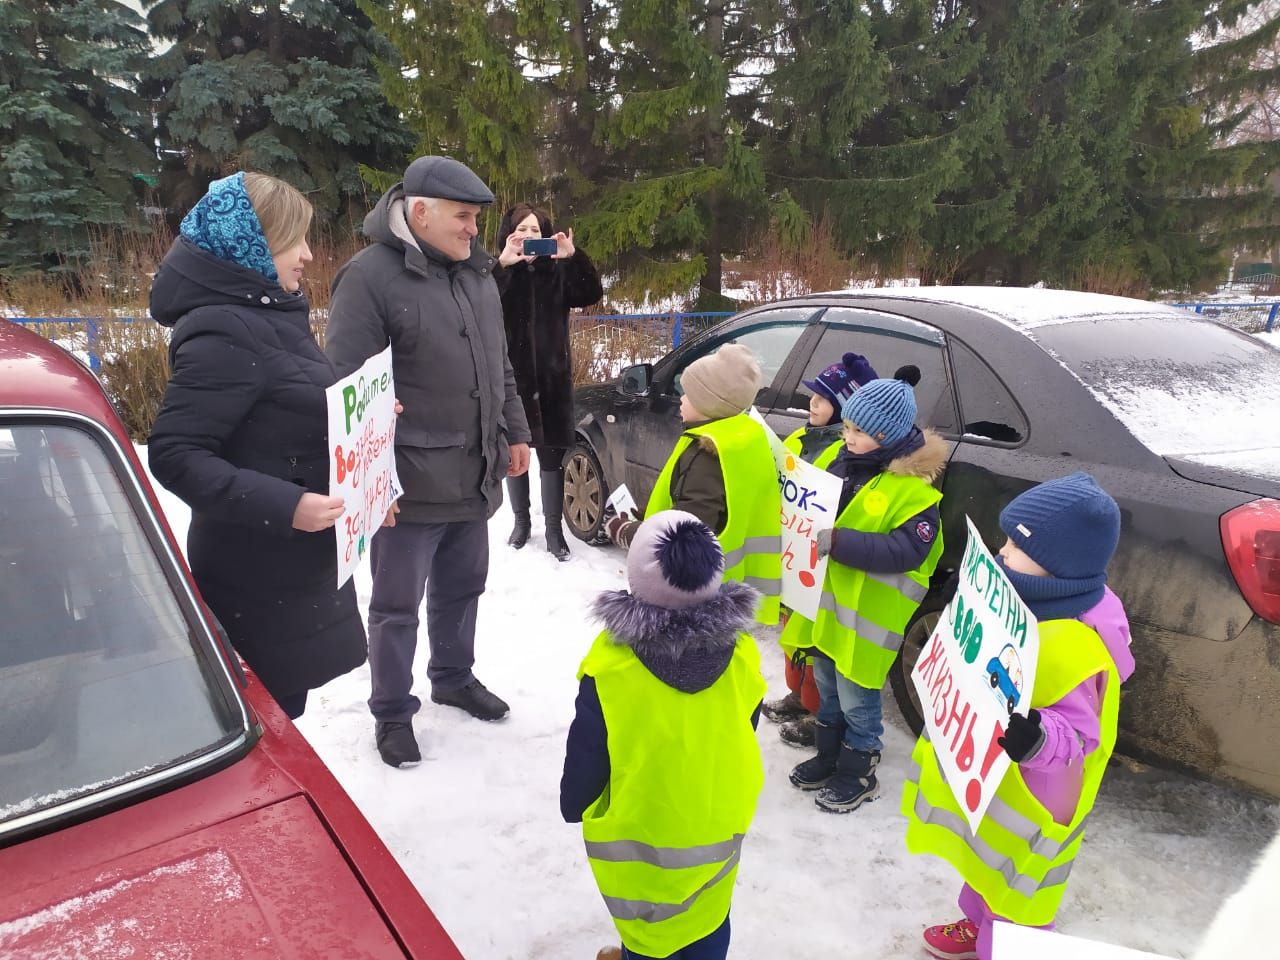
left=179, top=172, right=278, bottom=282
left=803, top=352, right=879, bottom=408
left=840, top=377, right=917, bottom=446
left=999, top=472, right=1121, bottom=580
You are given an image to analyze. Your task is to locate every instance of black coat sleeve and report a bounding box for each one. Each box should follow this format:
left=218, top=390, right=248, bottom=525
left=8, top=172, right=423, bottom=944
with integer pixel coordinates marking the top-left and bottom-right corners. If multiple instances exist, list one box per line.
left=560, top=250, right=603, bottom=309
left=828, top=503, right=941, bottom=575
left=560, top=675, right=611, bottom=823
left=148, top=318, right=305, bottom=532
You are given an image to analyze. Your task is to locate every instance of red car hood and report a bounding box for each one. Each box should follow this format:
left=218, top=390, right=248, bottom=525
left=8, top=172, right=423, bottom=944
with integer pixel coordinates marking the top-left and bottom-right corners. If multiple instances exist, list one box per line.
left=1, top=796, right=408, bottom=959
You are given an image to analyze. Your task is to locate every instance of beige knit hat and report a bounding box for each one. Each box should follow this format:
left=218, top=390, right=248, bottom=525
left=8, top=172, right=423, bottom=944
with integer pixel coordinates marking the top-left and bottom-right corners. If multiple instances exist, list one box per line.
left=680, top=343, right=762, bottom=420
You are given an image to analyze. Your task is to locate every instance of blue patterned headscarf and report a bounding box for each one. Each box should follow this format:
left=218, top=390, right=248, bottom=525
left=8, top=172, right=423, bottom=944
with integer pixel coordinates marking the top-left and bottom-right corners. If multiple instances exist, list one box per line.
left=179, top=172, right=279, bottom=282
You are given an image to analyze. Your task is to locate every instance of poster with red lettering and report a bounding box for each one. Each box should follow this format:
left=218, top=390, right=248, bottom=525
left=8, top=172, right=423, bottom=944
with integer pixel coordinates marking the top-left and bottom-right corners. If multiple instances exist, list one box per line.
left=325, top=346, right=403, bottom=588
left=911, top=516, right=1041, bottom=832
left=749, top=408, right=841, bottom=620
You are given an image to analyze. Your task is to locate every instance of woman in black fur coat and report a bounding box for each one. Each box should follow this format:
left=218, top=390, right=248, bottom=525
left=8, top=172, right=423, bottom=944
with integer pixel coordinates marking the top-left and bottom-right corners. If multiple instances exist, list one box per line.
left=493, top=203, right=603, bottom=560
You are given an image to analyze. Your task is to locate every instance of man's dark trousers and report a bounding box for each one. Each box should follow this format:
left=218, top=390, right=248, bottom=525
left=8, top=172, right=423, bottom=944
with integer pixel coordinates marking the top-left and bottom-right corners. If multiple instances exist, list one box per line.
left=367, top=519, right=489, bottom=722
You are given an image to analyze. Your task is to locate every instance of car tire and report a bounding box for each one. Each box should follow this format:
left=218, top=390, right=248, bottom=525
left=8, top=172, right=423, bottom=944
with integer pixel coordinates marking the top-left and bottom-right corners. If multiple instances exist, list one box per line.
left=888, top=597, right=946, bottom=737
left=564, top=440, right=607, bottom=543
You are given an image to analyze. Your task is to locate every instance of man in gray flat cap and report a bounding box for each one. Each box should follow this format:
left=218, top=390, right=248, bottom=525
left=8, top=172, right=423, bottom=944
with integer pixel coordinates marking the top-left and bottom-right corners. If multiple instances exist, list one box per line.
left=326, top=155, right=532, bottom=768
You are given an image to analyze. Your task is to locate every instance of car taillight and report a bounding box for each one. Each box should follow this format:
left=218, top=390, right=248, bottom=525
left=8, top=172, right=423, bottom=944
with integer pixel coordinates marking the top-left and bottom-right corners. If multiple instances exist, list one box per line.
left=1221, top=499, right=1280, bottom=625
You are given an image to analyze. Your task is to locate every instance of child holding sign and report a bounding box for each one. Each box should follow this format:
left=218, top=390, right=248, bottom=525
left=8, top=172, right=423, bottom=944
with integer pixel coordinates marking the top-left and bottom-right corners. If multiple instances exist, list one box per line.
left=605, top=343, right=782, bottom=624
left=906, top=472, right=1135, bottom=960
left=764, top=352, right=879, bottom=748
left=785, top=375, right=947, bottom=812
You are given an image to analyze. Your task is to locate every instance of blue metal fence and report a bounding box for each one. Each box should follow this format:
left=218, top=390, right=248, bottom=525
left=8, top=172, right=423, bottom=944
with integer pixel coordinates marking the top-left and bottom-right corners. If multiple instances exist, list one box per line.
left=1171, top=301, right=1280, bottom=332
left=12, top=303, right=1272, bottom=376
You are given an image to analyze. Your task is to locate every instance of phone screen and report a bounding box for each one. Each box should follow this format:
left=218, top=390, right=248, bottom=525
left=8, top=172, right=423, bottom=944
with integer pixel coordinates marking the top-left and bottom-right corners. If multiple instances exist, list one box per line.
left=522, top=237, right=558, bottom=257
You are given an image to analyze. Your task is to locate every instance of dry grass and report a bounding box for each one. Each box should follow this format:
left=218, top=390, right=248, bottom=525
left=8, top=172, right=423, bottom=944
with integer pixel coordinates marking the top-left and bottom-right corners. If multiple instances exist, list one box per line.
left=94, top=320, right=172, bottom=441
left=570, top=312, right=674, bottom=384
left=1067, top=260, right=1152, bottom=298
left=726, top=213, right=872, bottom=302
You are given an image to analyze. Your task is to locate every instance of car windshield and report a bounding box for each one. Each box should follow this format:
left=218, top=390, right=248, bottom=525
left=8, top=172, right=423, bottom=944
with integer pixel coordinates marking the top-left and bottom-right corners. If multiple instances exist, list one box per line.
left=1034, top=316, right=1280, bottom=478
left=0, top=421, right=244, bottom=833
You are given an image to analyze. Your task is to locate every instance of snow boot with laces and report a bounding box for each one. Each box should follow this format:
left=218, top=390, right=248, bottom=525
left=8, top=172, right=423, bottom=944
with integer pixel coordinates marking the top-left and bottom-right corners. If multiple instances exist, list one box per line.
left=814, top=743, right=880, bottom=813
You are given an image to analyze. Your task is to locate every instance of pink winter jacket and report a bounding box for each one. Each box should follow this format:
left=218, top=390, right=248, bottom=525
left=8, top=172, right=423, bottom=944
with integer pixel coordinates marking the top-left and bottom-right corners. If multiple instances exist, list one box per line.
left=1018, top=587, right=1135, bottom=825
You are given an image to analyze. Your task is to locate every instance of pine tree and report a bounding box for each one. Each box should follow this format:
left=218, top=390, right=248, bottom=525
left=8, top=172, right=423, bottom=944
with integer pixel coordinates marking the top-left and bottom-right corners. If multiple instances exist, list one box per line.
left=569, top=0, right=779, bottom=303
left=757, top=0, right=993, bottom=279
left=0, top=0, right=154, bottom=275
left=144, top=0, right=413, bottom=226
left=360, top=0, right=545, bottom=222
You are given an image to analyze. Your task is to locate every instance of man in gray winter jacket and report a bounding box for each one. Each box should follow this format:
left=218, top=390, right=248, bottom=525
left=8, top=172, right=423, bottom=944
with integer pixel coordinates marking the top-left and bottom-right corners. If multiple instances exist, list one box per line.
left=325, top=155, right=532, bottom=768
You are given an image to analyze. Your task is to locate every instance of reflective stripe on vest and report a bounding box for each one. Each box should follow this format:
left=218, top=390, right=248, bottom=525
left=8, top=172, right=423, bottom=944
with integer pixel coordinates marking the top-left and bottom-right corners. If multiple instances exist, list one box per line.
left=578, top=629, right=766, bottom=955
left=646, top=414, right=783, bottom=623
left=592, top=837, right=745, bottom=923
left=906, top=789, right=1076, bottom=898
left=805, top=472, right=943, bottom=687
left=901, top=618, right=1121, bottom=927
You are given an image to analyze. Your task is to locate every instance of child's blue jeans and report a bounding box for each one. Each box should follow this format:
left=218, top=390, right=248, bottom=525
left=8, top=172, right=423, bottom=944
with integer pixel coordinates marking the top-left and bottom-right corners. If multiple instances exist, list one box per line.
left=812, top=656, right=883, bottom=753
left=622, top=915, right=730, bottom=959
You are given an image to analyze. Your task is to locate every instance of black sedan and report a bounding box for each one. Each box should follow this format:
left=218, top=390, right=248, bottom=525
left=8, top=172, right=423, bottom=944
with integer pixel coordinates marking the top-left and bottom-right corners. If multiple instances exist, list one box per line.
left=565, top=287, right=1280, bottom=799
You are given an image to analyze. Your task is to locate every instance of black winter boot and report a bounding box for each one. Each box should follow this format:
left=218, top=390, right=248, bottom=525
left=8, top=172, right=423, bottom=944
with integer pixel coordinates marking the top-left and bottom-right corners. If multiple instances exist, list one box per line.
left=761, top=691, right=808, bottom=724
left=814, top=744, right=881, bottom=813
left=779, top=713, right=817, bottom=748
left=788, top=720, right=842, bottom=790
left=507, top=473, right=531, bottom=548
left=375, top=720, right=421, bottom=768
left=541, top=468, right=571, bottom=561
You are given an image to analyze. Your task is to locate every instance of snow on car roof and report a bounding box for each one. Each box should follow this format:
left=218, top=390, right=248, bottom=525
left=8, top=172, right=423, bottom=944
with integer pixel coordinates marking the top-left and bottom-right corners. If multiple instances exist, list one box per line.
left=821, top=285, right=1184, bottom=328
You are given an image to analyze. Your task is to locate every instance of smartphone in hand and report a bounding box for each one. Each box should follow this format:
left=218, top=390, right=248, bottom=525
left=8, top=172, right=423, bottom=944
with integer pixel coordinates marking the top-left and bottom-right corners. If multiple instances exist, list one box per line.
left=522, top=237, right=559, bottom=257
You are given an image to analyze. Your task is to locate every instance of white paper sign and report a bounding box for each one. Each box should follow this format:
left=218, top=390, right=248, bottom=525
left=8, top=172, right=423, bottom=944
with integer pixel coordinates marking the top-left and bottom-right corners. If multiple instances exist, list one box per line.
left=606, top=483, right=638, bottom=520
left=911, top=517, right=1040, bottom=832
left=325, top=346, right=402, bottom=587
left=993, top=921, right=1176, bottom=960
left=748, top=408, right=842, bottom=620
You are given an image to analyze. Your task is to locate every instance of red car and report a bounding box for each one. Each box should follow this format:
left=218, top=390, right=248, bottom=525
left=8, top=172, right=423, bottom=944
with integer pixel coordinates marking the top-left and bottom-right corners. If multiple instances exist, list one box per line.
left=0, top=320, right=464, bottom=958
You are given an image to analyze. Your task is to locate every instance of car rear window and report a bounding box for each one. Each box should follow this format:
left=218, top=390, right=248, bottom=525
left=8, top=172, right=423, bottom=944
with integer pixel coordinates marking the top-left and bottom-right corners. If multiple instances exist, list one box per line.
left=1034, top=316, right=1280, bottom=476
left=0, top=422, right=244, bottom=833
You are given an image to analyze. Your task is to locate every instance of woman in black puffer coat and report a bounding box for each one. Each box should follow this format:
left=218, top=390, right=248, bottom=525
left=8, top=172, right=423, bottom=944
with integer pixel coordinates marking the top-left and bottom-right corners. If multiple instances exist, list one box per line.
left=492, top=203, right=603, bottom=561
left=148, top=172, right=369, bottom=719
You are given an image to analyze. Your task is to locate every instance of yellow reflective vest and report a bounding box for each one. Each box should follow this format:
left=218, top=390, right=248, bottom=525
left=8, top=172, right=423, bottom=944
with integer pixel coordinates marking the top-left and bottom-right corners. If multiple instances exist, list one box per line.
left=782, top=426, right=842, bottom=470
left=647, top=414, right=783, bottom=624
left=778, top=470, right=943, bottom=687
left=901, top=618, right=1121, bottom=926
left=578, top=629, right=766, bottom=957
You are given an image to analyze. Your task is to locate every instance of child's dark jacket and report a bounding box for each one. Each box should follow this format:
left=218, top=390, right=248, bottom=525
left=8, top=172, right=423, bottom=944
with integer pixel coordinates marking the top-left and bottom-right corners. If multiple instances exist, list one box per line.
left=827, top=426, right=948, bottom=575
left=560, top=582, right=762, bottom=822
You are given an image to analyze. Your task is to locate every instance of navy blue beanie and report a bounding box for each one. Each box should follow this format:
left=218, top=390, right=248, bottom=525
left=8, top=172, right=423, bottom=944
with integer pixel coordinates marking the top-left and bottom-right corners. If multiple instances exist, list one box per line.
left=999, top=472, right=1120, bottom=580
left=841, top=377, right=917, bottom=446
left=803, top=352, right=879, bottom=408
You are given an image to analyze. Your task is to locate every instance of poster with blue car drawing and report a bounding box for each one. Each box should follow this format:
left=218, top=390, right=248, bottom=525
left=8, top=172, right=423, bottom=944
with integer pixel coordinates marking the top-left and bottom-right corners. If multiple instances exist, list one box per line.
left=912, top=518, right=1041, bottom=833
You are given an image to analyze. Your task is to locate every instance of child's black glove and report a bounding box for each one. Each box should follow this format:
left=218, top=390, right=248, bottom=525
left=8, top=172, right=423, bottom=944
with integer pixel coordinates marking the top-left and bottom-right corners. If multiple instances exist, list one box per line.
left=998, top=708, right=1045, bottom=763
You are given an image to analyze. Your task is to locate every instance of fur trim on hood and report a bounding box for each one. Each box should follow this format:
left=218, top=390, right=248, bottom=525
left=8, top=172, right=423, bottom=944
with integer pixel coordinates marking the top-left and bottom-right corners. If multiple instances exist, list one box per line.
left=886, top=427, right=948, bottom=483
left=591, top=581, right=758, bottom=692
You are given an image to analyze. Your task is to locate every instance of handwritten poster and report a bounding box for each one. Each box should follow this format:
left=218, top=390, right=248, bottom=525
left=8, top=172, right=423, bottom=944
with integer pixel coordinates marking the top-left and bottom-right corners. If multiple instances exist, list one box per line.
left=325, top=346, right=402, bottom=587
left=911, top=517, right=1041, bottom=832
left=748, top=409, right=841, bottom=620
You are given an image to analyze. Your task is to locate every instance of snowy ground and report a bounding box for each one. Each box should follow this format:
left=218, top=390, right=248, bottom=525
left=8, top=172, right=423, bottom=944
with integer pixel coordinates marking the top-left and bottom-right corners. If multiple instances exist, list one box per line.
left=141, top=461, right=1278, bottom=960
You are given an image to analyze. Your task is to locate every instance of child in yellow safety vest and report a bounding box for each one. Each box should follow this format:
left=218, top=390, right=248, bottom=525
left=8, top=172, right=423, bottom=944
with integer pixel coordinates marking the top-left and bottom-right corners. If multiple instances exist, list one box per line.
left=761, top=352, right=881, bottom=747
left=785, top=375, right=948, bottom=813
left=606, top=343, right=782, bottom=625
left=904, top=472, right=1135, bottom=960
left=562, top=510, right=766, bottom=960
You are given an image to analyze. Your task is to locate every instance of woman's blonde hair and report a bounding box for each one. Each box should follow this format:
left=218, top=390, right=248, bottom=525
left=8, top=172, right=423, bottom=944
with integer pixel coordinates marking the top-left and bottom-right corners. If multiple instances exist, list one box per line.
left=243, top=172, right=313, bottom=254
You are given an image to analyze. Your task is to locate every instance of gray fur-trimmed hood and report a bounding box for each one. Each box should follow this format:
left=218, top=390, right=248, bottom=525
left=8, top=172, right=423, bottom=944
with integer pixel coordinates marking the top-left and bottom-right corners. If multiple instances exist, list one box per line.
left=591, top=581, right=758, bottom=693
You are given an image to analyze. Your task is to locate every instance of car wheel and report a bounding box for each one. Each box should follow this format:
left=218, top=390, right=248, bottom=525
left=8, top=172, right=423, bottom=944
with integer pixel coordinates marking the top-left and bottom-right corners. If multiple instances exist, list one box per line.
left=564, top=441, right=607, bottom=543
left=889, top=598, right=945, bottom=737
left=990, top=672, right=1000, bottom=688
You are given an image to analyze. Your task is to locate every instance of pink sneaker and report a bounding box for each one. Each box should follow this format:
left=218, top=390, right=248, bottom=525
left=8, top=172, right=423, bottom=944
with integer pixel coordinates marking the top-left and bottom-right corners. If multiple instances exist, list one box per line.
left=922, top=918, right=979, bottom=959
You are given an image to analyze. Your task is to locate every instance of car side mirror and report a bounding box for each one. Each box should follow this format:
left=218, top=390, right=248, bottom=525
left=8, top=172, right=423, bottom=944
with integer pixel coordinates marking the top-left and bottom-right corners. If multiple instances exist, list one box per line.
left=618, top=363, right=652, bottom=396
